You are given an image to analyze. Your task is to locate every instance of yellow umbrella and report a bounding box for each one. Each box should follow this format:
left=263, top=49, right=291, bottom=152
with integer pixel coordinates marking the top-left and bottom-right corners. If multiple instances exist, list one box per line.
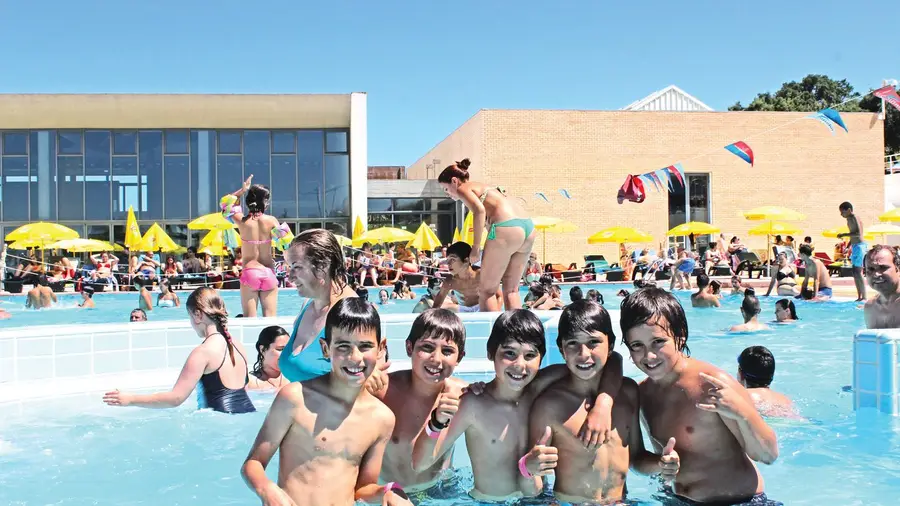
left=532, top=216, right=563, bottom=229
left=666, top=222, right=721, bottom=236
left=188, top=212, right=236, bottom=231
left=352, top=227, right=416, bottom=247
left=742, top=206, right=806, bottom=221
left=353, top=216, right=366, bottom=239
left=452, top=228, right=461, bottom=243
left=588, top=227, right=653, bottom=244
left=137, top=223, right=180, bottom=253
left=865, top=223, right=900, bottom=242
left=533, top=217, right=577, bottom=264
left=823, top=226, right=849, bottom=238
left=5, top=222, right=79, bottom=243
left=48, top=238, right=121, bottom=252
left=461, top=212, right=488, bottom=248
left=878, top=208, right=900, bottom=222
left=124, top=206, right=142, bottom=250
left=200, top=229, right=242, bottom=249
left=407, top=223, right=442, bottom=251
left=333, top=234, right=352, bottom=247
left=7, top=239, right=46, bottom=250
left=747, top=222, right=802, bottom=236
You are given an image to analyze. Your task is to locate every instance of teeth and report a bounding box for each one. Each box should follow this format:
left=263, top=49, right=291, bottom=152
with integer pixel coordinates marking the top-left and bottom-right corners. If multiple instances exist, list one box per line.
left=576, top=363, right=594, bottom=369
left=345, top=366, right=364, bottom=373
left=424, top=366, right=442, bottom=374
left=507, top=372, right=525, bottom=380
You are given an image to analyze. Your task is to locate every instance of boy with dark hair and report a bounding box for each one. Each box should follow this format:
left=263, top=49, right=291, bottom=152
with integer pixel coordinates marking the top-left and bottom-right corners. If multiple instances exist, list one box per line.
left=798, top=243, right=832, bottom=300
left=431, top=241, right=500, bottom=312
left=838, top=201, right=867, bottom=301
left=242, top=298, right=412, bottom=506
left=621, top=287, right=780, bottom=505
left=568, top=285, right=584, bottom=303
left=25, top=275, right=57, bottom=309
left=411, top=309, right=623, bottom=501
left=737, top=346, right=795, bottom=418
left=691, top=273, right=720, bottom=308
left=530, top=301, right=678, bottom=503
left=79, top=285, right=95, bottom=308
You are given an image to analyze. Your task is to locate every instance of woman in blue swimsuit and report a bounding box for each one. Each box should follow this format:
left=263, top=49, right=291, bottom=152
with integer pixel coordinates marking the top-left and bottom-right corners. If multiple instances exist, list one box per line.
left=437, top=158, right=536, bottom=312
left=103, top=287, right=255, bottom=414
left=278, top=229, right=360, bottom=383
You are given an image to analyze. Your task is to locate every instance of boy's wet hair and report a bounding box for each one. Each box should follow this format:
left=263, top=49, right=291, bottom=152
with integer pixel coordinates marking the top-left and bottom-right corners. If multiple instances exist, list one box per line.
left=741, top=288, right=761, bottom=316
left=406, top=308, right=466, bottom=356
left=620, top=287, right=690, bottom=356
left=82, top=285, right=95, bottom=298
left=569, top=286, right=583, bottom=302
left=558, top=300, right=616, bottom=352
left=446, top=241, right=471, bottom=262
left=798, top=243, right=813, bottom=257
left=323, top=297, right=382, bottom=345
left=738, top=345, right=775, bottom=388
left=696, top=273, right=710, bottom=289
left=487, top=309, right=546, bottom=361
left=585, top=289, right=603, bottom=305
left=839, top=201, right=853, bottom=212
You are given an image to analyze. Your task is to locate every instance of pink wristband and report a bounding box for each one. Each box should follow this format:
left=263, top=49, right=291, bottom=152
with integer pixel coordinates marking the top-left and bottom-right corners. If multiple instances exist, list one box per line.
left=424, top=421, right=441, bottom=439
left=518, top=455, right=533, bottom=478
left=383, top=482, right=398, bottom=494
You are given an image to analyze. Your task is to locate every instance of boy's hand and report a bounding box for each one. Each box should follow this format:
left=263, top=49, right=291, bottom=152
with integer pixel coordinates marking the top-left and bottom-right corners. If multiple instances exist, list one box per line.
left=696, top=373, right=748, bottom=421
left=578, top=394, right=613, bottom=448
left=382, top=490, right=413, bottom=506
left=659, top=437, right=680, bottom=483
left=261, top=483, right=297, bottom=506
left=365, top=361, right=391, bottom=396
left=102, top=389, right=131, bottom=407
left=433, top=384, right=461, bottom=425
left=462, top=381, right=486, bottom=396
left=524, top=426, right=558, bottom=476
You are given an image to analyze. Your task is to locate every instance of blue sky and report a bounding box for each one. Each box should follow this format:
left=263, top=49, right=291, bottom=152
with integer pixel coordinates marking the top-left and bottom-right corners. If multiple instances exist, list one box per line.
left=0, top=1, right=894, bottom=165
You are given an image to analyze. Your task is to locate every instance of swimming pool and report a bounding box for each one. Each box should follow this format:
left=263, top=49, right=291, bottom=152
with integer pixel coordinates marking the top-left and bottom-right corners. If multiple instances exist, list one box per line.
left=1, top=293, right=899, bottom=505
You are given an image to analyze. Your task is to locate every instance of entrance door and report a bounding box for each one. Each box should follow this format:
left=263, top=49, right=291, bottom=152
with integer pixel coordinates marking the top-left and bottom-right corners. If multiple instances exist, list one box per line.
left=667, top=174, right=711, bottom=252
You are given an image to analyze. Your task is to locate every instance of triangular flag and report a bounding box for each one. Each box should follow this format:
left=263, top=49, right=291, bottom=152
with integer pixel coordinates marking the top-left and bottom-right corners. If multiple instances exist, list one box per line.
left=666, top=164, right=685, bottom=187
left=649, top=172, right=664, bottom=192
left=639, top=174, right=657, bottom=192
left=820, top=108, right=848, bottom=133
left=874, top=85, right=900, bottom=112
left=655, top=169, right=673, bottom=191
left=558, top=189, right=573, bottom=199
left=724, top=141, right=754, bottom=166
left=806, top=113, right=836, bottom=135
left=535, top=192, right=550, bottom=203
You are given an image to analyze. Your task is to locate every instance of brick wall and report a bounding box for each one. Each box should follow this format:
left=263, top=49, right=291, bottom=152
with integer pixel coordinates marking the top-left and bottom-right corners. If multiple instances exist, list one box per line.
left=414, top=109, right=884, bottom=265
left=407, top=111, right=485, bottom=180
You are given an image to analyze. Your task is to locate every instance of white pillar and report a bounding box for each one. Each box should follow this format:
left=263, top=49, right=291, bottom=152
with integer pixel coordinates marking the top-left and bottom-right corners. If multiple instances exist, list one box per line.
left=349, top=92, right=368, bottom=233
left=854, top=329, right=900, bottom=415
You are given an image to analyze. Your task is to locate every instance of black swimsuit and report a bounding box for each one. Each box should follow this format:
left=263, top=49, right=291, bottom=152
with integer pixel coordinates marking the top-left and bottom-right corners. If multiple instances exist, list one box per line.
left=196, top=337, right=256, bottom=414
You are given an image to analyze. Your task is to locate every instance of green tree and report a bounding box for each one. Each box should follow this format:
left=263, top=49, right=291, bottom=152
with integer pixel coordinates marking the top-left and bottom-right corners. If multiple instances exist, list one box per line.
left=729, top=74, right=898, bottom=155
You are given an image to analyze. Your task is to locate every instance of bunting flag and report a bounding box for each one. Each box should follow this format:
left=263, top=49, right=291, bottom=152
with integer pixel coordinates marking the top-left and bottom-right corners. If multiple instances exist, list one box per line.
left=649, top=172, right=664, bottom=192
left=558, top=188, right=573, bottom=199
left=655, top=169, right=674, bottom=191
left=666, top=163, right=685, bottom=187
left=534, top=192, right=550, bottom=203
left=807, top=112, right=836, bottom=134
left=820, top=108, right=848, bottom=132
left=874, top=85, right=900, bottom=112
left=724, top=141, right=754, bottom=166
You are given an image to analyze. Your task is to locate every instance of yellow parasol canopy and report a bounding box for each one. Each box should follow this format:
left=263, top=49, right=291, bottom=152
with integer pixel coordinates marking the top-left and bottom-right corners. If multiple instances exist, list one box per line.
left=742, top=206, right=806, bottom=221
left=452, top=228, right=461, bottom=243
left=864, top=223, right=900, bottom=241
left=333, top=234, right=352, bottom=247
left=137, top=223, right=180, bottom=252
left=822, top=225, right=849, bottom=238
left=188, top=213, right=236, bottom=231
left=588, top=227, right=653, bottom=244
left=666, top=222, right=721, bottom=236
left=48, top=238, right=123, bottom=252
left=124, top=206, right=143, bottom=250
left=747, top=222, right=802, bottom=236
left=461, top=212, right=487, bottom=248
left=532, top=217, right=577, bottom=264
left=352, top=227, right=416, bottom=247
left=5, top=222, right=79, bottom=244
left=407, top=223, right=442, bottom=251
left=878, top=208, right=900, bottom=222
left=200, top=229, right=242, bottom=250
left=353, top=216, right=366, bottom=239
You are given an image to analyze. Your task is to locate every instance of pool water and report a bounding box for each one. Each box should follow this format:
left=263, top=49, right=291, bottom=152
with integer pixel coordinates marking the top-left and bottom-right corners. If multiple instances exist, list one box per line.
left=2, top=291, right=900, bottom=505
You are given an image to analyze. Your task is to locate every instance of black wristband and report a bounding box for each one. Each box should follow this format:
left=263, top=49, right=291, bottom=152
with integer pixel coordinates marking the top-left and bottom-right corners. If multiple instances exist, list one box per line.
left=429, top=409, right=448, bottom=430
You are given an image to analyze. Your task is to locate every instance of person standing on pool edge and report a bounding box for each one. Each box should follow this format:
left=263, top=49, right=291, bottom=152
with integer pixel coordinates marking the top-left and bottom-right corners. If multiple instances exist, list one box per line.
left=838, top=201, right=867, bottom=301
left=620, top=287, right=780, bottom=505
left=437, top=159, right=536, bottom=311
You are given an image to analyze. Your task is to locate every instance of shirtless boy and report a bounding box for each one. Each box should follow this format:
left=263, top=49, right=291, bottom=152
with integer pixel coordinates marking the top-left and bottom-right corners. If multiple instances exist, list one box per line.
left=530, top=301, right=679, bottom=504
left=411, top=309, right=623, bottom=501
left=690, top=274, right=720, bottom=308
left=25, top=276, right=57, bottom=309
left=241, top=298, right=412, bottom=506
left=863, top=245, right=900, bottom=328
left=377, top=309, right=468, bottom=498
left=798, top=244, right=832, bottom=300
left=838, top=201, right=867, bottom=301
left=737, top=346, right=796, bottom=418
left=431, top=241, right=501, bottom=313
left=78, top=286, right=96, bottom=308
left=621, top=287, right=780, bottom=505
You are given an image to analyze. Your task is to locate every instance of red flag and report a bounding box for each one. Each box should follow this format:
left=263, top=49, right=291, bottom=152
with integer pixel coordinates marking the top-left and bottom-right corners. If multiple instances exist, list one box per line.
left=874, top=85, right=900, bottom=112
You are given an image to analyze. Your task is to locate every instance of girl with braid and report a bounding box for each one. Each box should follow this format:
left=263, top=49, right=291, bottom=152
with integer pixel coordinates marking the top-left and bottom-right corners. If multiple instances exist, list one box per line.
left=103, top=287, right=256, bottom=414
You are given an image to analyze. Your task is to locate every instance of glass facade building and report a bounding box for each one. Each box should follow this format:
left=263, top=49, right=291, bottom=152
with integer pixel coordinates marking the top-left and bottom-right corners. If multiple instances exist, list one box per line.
left=0, top=128, right=352, bottom=247
left=367, top=197, right=456, bottom=246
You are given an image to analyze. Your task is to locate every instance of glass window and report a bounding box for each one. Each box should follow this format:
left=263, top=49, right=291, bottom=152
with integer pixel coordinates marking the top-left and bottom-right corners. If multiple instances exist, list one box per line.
left=113, top=131, right=137, bottom=155
left=165, top=130, right=189, bottom=154
left=138, top=131, right=163, bottom=219
left=324, top=221, right=350, bottom=237
left=368, top=213, right=392, bottom=230
left=58, top=131, right=82, bottom=155
left=30, top=131, right=57, bottom=221
left=86, top=224, right=110, bottom=242
left=297, top=130, right=324, bottom=218
left=368, top=199, right=392, bottom=212
left=392, top=213, right=423, bottom=232
left=243, top=130, right=270, bottom=188
left=295, top=222, right=320, bottom=234
left=325, top=131, right=348, bottom=153
left=164, top=155, right=190, bottom=219
left=2, top=132, right=28, bottom=155
left=57, top=156, right=84, bottom=220
left=270, top=154, right=297, bottom=220
left=216, top=155, right=242, bottom=198
left=324, top=154, right=349, bottom=217
left=2, top=156, right=29, bottom=221
left=112, top=156, right=139, bottom=220
left=436, top=213, right=454, bottom=245
left=218, top=131, right=241, bottom=154
left=64, top=224, right=85, bottom=238
left=165, top=224, right=189, bottom=249
left=84, top=131, right=111, bottom=220
left=272, top=131, right=295, bottom=153
left=112, top=224, right=125, bottom=249
left=394, top=199, right=425, bottom=212
left=191, top=131, right=216, bottom=218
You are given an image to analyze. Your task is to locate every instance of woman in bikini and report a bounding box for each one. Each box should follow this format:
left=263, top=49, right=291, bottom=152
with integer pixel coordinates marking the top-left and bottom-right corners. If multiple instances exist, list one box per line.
left=437, top=158, right=536, bottom=311
left=765, top=252, right=799, bottom=297
left=224, top=175, right=290, bottom=317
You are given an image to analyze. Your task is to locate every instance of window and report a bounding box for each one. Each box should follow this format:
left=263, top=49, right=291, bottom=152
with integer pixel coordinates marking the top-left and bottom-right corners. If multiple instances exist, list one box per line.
left=2, top=156, right=29, bottom=220
left=244, top=130, right=270, bottom=188
left=367, top=199, right=392, bottom=212
left=84, top=131, right=111, bottom=220
left=394, top=199, right=424, bottom=212
left=297, top=130, right=324, bottom=218
left=165, top=224, right=189, bottom=248
left=216, top=155, right=242, bottom=198
left=324, top=220, right=350, bottom=237
left=272, top=131, right=295, bottom=154
left=164, top=155, right=190, bottom=219
left=668, top=173, right=711, bottom=249
left=368, top=213, right=392, bottom=229
left=112, top=156, right=139, bottom=219
left=325, top=131, right=348, bottom=153
left=218, top=131, right=241, bottom=154
left=57, top=156, right=84, bottom=220
left=165, top=130, right=189, bottom=154
left=270, top=154, right=297, bottom=220
left=324, top=154, right=349, bottom=217
left=2, top=132, right=28, bottom=155
left=190, top=130, right=216, bottom=218
left=87, top=224, right=110, bottom=242
left=30, top=131, right=57, bottom=221
left=139, top=131, right=163, bottom=219
left=113, top=131, right=137, bottom=155
left=58, top=131, right=82, bottom=155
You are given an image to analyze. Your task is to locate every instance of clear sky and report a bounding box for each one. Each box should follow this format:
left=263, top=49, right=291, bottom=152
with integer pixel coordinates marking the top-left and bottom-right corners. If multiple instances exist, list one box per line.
left=0, top=1, right=894, bottom=166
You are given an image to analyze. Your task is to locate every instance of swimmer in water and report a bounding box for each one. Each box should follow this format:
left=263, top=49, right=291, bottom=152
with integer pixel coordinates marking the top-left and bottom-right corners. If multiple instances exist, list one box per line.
left=730, top=275, right=746, bottom=296
left=241, top=298, right=413, bottom=506
left=133, top=277, right=152, bottom=312
left=691, top=273, right=721, bottom=308
left=730, top=289, right=769, bottom=333
left=411, top=309, right=623, bottom=501
left=248, top=326, right=289, bottom=391
left=773, top=298, right=799, bottom=323
left=621, top=288, right=780, bottom=504
left=25, top=276, right=57, bottom=310
left=737, top=346, right=796, bottom=418
left=78, top=286, right=95, bottom=308
left=529, top=301, right=679, bottom=504
left=156, top=278, right=180, bottom=308
left=431, top=241, right=501, bottom=313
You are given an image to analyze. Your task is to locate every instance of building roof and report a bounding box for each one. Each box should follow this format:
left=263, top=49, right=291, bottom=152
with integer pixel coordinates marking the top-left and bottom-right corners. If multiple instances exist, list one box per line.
left=621, top=85, right=714, bottom=112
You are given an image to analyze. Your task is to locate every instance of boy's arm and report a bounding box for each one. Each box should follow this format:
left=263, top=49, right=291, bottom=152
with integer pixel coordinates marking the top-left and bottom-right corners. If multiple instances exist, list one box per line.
left=242, top=384, right=298, bottom=503
left=51, top=291, right=58, bottom=303
left=411, top=392, right=472, bottom=472
left=430, top=278, right=453, bottom=309
left=697, top=372, right=779, bottom=464
left=578, top=351, right=623, bottom=447
left=355, top=409, right=409, bottom=504
left=521, top=397, right=558, bottom=496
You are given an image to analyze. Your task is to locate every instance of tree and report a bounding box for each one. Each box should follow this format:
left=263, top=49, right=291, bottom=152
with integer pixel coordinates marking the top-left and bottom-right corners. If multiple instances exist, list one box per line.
left=729, top=74, right=898, bottom=155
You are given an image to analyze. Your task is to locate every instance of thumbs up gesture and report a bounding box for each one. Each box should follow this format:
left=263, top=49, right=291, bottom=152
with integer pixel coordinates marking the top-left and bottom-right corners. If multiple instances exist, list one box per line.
left=365, top=360, right=392, bottom=396
left=658, top=437, right=680, bottom=482
left=433, top=383, right=462, bottom=426
left=523, top=426, right=558, bottom=477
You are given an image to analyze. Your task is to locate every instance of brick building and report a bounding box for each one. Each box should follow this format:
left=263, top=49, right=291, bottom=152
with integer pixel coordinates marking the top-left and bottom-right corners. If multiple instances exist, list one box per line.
left=406, top=86, right=885, bottom=265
